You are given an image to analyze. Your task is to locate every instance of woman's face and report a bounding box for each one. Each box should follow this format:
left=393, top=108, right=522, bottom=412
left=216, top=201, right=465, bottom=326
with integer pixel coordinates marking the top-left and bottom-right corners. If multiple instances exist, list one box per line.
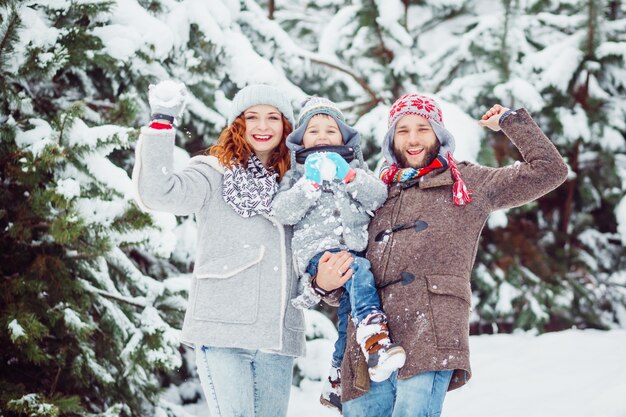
left=243, top=105, right=284, bottom=160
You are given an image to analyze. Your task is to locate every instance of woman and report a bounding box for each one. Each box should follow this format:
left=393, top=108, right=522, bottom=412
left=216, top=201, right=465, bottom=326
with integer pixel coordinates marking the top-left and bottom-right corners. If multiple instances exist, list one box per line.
left=132, top=81, right=307, bottom=417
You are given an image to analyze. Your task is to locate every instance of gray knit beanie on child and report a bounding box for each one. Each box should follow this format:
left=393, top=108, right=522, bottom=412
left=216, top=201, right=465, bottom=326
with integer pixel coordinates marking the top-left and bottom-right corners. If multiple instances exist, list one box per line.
left=227, top=84, right=295, bottom=127
left=286, top=96, right=360, bottom=152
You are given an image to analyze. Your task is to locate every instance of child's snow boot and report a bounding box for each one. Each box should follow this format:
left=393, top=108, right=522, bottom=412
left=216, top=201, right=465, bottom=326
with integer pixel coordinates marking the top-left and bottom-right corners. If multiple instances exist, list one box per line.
left=356, top=312, right=406, bottom=382
left=319, top=366, right=342, bottom=412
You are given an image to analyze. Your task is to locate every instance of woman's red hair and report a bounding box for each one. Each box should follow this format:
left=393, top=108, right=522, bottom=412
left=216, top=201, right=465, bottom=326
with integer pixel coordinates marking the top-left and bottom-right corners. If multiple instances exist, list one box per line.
left=208, top=114, right=292, bottom=180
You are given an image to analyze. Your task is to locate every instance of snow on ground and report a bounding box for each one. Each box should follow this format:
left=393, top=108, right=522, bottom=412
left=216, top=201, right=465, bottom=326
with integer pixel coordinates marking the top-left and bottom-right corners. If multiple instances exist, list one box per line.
left=443, top=329, right=626, bottom=417
left=182, top=329, right=626, bottom=417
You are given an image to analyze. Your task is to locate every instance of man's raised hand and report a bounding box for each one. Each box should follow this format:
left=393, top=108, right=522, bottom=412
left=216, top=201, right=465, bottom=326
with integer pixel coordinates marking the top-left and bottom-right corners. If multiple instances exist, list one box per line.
left=479, top=104, right=510, bottom=131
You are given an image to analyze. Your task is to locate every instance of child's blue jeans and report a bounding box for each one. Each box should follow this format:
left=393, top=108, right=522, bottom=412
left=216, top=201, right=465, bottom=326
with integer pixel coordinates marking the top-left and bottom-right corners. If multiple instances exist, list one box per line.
left=307, top=249, right=383, bottom=368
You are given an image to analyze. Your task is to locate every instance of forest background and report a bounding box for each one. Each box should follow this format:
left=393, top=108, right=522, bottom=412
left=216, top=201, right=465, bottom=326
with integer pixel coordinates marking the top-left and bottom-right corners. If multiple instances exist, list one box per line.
left=1, top=0, right=625, bottom=415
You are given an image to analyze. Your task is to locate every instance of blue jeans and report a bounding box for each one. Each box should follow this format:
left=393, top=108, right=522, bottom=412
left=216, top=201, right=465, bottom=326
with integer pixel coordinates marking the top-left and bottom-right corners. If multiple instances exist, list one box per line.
left=307, top=250, right=382, bottom=368
left=195, top=345, right=294, bottom=417
left=343, top=370, right=453, bottom=417
left=332, top=291, right=351, bottom=368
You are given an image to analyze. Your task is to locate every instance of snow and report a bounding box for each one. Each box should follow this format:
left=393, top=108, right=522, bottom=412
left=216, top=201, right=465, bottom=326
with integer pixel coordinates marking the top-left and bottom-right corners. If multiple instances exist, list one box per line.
left=601, top=126, right=626, bottom=152
left=8, top=319, right=26, bottom=342
left=148, top=80, right=187, bottom=113
left=495, top=281, right=521, bottom=315
left=318, top=6, right=359, bottom=57
left=63, top=307, right=91, bottom=332
left=317, top=154, right=338, bottom=181
left=616, top=196, right=626, bottom=246
left=493, top=78, right=545, bottom=112
left=9, top=0, right=626, bottom=415
left=94, top=1, right=175, bottom=61
left=438, top=98, right=481, bottom=163
left=616, top=154, right=626, bottom=245
left=555, top=105, right=591, bottom=145
left=374, top=0, right=413, bottom=48
left=14, top=119, right=55, bottom=158
left=8, top=6, right=61, bottom=73
left=55, top=178, right=81, bottom=200
left=487, top=209, right=508, bottom=229
left=596, top=41, right=626, bottom=61
left=444, top=330, right=626, bottom=417
left=174, top=329, right=626, bottom=417
left=526, top=40, right=585, bottom=93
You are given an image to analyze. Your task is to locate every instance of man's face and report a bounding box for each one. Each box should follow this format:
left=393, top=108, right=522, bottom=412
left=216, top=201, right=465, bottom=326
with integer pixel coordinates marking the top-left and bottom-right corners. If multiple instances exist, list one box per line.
left=392, top=115, right=440, bottom=169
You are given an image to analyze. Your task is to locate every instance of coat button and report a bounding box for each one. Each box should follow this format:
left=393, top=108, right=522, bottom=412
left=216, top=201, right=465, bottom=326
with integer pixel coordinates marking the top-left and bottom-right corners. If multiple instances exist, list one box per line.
left=432, top=284, right=438, bottom=289
left=273, top=266, right=279, bottom=271
left=161, top=166, right=168, bottom=175
left=400, top=272, right=416, bottom=285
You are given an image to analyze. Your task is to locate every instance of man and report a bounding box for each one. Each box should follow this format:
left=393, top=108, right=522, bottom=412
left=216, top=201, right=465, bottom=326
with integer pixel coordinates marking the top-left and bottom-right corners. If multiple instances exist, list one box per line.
left=314, top=94, right=568, bottom=416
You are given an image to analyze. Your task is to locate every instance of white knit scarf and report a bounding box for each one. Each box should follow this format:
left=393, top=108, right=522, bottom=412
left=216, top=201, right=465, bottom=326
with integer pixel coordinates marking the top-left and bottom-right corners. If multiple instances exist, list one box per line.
left=222, top=154, right=278, bottom=217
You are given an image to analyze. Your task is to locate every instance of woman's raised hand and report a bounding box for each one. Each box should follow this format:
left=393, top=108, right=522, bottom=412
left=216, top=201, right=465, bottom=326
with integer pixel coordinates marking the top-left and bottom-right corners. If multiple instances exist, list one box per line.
left=148, top=80, right=188, bottom=122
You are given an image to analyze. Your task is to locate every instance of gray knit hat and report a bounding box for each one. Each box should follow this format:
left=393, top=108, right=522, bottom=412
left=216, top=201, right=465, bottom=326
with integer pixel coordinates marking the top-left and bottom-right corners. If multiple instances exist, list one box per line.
left=286, top=96, right=360, bottom=152
left=227, top=84, right=295, bottom=126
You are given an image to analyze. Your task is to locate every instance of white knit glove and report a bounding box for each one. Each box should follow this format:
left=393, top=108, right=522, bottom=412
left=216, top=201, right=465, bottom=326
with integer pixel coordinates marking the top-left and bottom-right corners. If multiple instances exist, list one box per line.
left=148, top=80, right=188, bottom=122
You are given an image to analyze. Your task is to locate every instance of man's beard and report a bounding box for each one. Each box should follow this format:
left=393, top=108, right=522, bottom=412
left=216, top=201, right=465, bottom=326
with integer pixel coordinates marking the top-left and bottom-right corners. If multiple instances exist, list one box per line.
left=394, top=141, right=441, bottom=169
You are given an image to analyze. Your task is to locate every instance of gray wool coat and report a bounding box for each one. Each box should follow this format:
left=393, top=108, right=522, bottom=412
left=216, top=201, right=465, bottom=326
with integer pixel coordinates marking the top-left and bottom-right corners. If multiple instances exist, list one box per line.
left=132, top=127, right=305, bottom=357
left=272, top=161, right=388, bottom=274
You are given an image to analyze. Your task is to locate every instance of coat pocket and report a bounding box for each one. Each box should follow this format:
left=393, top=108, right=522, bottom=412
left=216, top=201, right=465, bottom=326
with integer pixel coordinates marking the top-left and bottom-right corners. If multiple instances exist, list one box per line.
left=192, top=246, right=264, bottom=324
left=426, top=274, right=471, bottom=350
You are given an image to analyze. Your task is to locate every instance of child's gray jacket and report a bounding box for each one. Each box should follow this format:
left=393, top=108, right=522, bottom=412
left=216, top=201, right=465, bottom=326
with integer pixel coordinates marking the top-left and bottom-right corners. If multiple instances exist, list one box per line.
left=273, top=161, right=387, bottom=275
left=132, top=127, right=305, bottom=357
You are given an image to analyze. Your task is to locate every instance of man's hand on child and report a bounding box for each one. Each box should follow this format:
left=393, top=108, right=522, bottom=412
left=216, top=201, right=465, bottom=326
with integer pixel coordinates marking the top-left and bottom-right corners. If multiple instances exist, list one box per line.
left=315, top=251, right=354, bottom=292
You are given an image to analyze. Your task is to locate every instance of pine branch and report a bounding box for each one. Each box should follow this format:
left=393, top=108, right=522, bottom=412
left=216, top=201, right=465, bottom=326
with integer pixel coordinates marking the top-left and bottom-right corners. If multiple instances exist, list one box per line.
left=560, top=140, right=579, bottom=235
left=402, top=0, right=410, bottom=30
left=241, top=0, right=380, bottom=104
left=0, top=5, right=20, bottom=70
left=81, top=280, right=147, bottom=308
left=500, top=0, right=512, bottom=80
left=49, top=365, right=62, bottom=397
left=369, top=1, right=394, bottom=64
left=304, top=55, right=380, bottom=106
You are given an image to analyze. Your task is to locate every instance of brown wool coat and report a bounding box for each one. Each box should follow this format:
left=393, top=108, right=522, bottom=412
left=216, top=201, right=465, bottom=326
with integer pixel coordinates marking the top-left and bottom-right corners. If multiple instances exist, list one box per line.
left=339, top=108, right=568, bottom=402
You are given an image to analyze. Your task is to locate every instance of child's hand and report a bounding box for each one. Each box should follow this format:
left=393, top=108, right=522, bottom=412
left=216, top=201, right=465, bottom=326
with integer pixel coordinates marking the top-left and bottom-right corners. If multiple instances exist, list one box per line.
left=304, top=153, right=324, bottom=185
left=325, top=152, right=356, bottom=183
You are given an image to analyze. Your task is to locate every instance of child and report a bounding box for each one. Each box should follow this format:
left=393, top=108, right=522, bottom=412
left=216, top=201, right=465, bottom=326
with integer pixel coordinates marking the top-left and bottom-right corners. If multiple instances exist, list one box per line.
left=272, top=97, right=406, bottom=411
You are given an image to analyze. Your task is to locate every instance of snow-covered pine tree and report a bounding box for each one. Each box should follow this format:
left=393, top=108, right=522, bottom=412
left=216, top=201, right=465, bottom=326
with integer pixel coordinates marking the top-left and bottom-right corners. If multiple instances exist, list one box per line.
left=270, top=0, right=626, bottom=333
left=413, top=0, right=626, bottom=332
left=255, top=0, right=421, bottom=165
left=0, top=0, right=218, bottom=415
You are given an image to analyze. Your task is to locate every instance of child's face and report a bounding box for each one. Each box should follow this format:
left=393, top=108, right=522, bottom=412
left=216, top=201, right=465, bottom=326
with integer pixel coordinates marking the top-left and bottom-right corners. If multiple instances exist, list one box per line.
left=302, top=115, right=343, bottom=148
